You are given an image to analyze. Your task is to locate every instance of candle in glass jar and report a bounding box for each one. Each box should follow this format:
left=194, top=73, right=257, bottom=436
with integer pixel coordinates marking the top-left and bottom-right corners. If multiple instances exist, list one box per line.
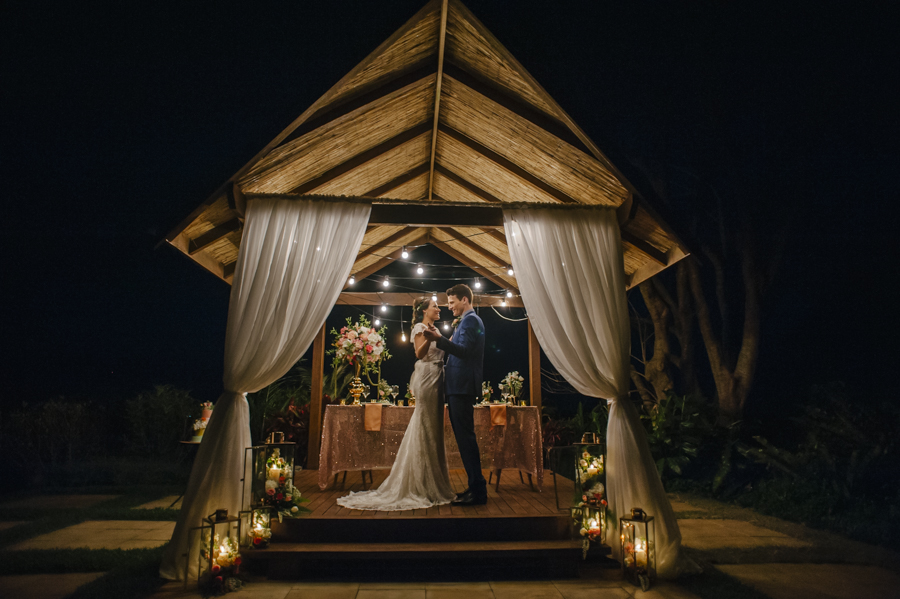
left=267, top=466, right=282, bottom=480
left=587, top=466, right=598, bottom=476
left=635, top=539, right=647, bottom=567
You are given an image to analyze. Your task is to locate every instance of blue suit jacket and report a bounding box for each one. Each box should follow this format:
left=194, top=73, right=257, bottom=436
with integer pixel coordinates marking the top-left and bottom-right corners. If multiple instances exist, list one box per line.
left=436, top=310, right=485, bottom=398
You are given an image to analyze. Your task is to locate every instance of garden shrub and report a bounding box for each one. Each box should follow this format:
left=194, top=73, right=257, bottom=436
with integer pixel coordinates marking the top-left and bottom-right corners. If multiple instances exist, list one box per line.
left=124, top=385, right=197, bottom=461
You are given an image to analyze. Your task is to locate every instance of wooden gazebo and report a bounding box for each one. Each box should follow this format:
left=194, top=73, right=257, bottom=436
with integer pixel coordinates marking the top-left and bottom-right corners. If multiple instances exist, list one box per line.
left=164, top=0, right=688, bottom=467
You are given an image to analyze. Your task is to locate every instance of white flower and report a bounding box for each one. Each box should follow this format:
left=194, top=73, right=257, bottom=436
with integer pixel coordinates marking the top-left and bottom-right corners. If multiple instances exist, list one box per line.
left=265, top=480, right=278, bottom=492
left=291, top=506, right=299, bottom=513
left=580, top=528, right=587, bottom=536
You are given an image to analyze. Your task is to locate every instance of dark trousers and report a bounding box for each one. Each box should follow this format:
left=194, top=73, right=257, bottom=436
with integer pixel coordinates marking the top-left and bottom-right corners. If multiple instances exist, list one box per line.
left=447, top=394, right=487, bottom=498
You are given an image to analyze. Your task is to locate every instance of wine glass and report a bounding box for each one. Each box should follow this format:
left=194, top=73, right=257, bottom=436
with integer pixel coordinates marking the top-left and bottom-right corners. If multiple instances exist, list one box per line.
left=362, top=385, right=370, bottom=402
left=390, top=385, right=399, bottom=403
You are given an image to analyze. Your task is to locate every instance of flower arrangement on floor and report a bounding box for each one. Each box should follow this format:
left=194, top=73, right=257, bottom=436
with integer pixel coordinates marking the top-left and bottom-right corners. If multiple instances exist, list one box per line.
left=248, top=511, right=272, bottom=549
left=499, top=371, right=524, bottom=402
left=260, top=449, right=310, bottom=521
left=201, top=533, right=244, bottom=595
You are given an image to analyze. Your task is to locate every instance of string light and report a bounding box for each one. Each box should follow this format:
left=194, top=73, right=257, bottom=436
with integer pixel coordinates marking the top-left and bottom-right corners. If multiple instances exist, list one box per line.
left=380, top=303, right=387, bottom=312
left=432, top=294, right=438, bottom=303
left=416, top=263, right=424, bottom=275
left=375, top=318, right=381, bottom=326
left=348, top=275, right=355, bottom=286
left=382, top=276, right=390, bottom=288
left=500, top=299, right=507, bottom=307
left=474, top=278, right=482, bottom=289
left=401, top=330, right=406, bottom=342
left=506, top=291, right=513, bottom=298
left=401, top=246, right=409, bottom=259
left=443, top=322, right=450, bottom=331
left=507, top=265, right=515, bottom=276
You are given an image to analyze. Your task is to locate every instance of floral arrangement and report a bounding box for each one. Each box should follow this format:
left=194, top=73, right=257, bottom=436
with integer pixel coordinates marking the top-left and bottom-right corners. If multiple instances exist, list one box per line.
left=579, top=512, right=604, bottom=543
left=404, top=386, right=416, bottom=406
left=201, top=533, right=244, bottom=595
left=482, top=381, right=494, bottom=402
left=248, top=511, right=272, bottom=549
left=451, top=316, right=462, bottom=329
left=200, top=401, right=214, bottom=410
left=578, top=450, right=606, bottom=507
left=331, top=316, right=389, bottom=371
left=376, top=379, right=392, bottom=402
left=193, top=419, right=208, bottom=432
left=499, top=371, right=524, bottom=400
left=259, top=449, right=310, bottom=521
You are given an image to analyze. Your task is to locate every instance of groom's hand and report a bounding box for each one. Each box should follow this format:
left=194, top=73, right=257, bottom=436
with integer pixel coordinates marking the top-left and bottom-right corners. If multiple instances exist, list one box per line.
left=422, top=325, right=441, bottom=341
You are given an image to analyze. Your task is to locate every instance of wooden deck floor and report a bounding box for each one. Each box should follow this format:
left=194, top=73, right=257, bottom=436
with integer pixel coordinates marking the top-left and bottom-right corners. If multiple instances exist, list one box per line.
left=295, top=468, right=574, bottom=519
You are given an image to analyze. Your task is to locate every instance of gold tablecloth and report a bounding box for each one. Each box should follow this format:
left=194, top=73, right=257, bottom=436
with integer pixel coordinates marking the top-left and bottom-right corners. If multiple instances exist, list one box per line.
left=317, top=404, right=543, bottom=490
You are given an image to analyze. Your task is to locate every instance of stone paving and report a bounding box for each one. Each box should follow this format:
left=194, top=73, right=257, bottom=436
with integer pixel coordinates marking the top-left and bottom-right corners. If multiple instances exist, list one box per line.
left=0, top=572, right=107, bottom=599
left=717, top=563, right=900, bottom=599
left=134, top=495, right=184, bottom=510
left=8, top=520, right=176, bottom=551
left=677, top=518, right=812, bottom=551
left=0, top=494, right=119, bottom=510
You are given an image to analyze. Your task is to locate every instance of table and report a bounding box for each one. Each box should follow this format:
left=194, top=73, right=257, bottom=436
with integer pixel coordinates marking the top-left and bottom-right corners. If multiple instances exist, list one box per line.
left=317, top=404, right=543, bottom=490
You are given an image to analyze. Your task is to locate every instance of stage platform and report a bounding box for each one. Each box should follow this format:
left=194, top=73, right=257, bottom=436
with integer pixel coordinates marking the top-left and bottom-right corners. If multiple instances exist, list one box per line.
left=245, top=468, right=606, bottom=580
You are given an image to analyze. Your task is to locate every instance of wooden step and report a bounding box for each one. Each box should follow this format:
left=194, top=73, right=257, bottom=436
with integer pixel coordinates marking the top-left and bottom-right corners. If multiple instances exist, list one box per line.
left=273, top=513, right=572, bottom=543
left=247, top=539, right=585, bottom=558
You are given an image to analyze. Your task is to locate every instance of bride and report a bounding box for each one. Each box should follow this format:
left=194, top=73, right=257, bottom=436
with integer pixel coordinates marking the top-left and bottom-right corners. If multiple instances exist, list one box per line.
left=336, top=297, right=456, bottom=511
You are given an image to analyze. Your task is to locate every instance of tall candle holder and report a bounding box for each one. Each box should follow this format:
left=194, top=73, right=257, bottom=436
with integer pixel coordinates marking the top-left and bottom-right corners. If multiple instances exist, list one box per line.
left=619, top=507, right=656, bottom=591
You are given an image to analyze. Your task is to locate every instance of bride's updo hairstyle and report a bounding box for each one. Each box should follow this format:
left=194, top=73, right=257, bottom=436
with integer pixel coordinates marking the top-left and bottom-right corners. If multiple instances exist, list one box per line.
left=412, top=297, right=432, bottom=326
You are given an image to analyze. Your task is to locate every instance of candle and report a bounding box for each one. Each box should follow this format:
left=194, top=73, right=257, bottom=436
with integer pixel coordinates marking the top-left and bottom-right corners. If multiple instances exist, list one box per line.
left=587, top=466, right=598, bottom=476
left=267, top=466, right=282, bottom=480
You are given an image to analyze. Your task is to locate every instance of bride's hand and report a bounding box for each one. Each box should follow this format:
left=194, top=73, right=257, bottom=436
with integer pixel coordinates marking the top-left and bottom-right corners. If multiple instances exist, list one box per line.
left=423, top=325, right=441, bottom=341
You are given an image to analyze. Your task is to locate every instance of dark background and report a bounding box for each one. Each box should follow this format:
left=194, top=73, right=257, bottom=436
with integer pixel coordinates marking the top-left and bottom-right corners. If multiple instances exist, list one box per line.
left=1, top=1, right=896, bottom=413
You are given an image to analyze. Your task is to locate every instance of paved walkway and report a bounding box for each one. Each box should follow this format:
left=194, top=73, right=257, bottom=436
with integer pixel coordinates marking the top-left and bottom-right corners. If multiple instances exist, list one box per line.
left=3, top=492, right=900, bottom=598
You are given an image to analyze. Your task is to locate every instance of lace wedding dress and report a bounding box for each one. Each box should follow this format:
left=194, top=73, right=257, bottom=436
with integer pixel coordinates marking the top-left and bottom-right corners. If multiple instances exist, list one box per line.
left=336, top=323, right=457, bottom=511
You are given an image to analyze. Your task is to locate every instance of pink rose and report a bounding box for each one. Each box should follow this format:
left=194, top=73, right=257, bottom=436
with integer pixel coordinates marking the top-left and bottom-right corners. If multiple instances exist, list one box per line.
left=266, top=488, right=276, bottom=496
left=366, top=345, right=373, bottom=353
left=212, top=565, right=221, bottom=574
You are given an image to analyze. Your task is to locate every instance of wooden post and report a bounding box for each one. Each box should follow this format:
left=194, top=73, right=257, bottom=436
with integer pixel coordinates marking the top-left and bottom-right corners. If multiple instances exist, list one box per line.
left=307, top=323, right=327, bottom=469
left=528, top=320, right=542, bottom=411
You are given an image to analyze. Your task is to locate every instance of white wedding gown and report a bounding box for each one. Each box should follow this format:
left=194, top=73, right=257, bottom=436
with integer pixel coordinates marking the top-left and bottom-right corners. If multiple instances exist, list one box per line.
left=336, top=323, right=457, bottom=511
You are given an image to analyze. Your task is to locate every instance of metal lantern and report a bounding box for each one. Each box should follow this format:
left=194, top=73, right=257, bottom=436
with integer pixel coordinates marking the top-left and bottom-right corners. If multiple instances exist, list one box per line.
left=244, top=439, right=297, bottom=509
left=201, top=511, right=242, bottom=579
left=619, top=507, right=656, bottom=591
left=246, top=507, right=274, bottom=549
left=570, top=437, right=607, bottom=557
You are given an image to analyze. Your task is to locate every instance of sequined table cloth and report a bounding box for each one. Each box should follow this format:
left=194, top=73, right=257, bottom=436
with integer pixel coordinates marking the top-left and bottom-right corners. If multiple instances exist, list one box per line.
left=317, top=405, right=543, bottom=490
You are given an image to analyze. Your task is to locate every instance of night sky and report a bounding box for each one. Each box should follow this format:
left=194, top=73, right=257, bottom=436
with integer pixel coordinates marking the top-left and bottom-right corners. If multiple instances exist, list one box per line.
left=2, top=1, right=896, bottom=412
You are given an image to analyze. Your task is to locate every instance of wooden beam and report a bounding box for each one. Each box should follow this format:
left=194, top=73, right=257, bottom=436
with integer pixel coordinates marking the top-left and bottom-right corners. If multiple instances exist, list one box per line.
left=347, top=231, right=430, bottom=288
left=307, top=323, right=327, bottom=469
left=442, top=226, right=507, bottom=267
left=357, top=227, right=414, bottom=262
left=368, top=203, right=503, bottom=227
left=288, top=122, right=432, bottom=194
left=479, top=227, right=507, bottom=244
left=223, top=261, right=236, bottom=279
left=429, top=235, right=517, bottom=292
left=528, top=320, right=542, bottom=411
left=427, top=0, right=449, bottom=200
left=621, top=230, right=667, bottom=265
left=279, top=62, right=435, bottom=148
left=439, top=125, right=579, bottom=204
left=443, top=62, right=593, bottom=156
left=188, top=219, right=241, bottom=255
left=434, top=164, right=503, bottom=204
left=362, top=163, right=430, bottom=198
left=337, top=291, right=524, bottom=308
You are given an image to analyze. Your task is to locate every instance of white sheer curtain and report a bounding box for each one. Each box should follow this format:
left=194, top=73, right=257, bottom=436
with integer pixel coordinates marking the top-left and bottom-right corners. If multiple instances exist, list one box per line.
left=503, top=206, right=696, bottom=579
left=160, top=198, right=370, bottom=580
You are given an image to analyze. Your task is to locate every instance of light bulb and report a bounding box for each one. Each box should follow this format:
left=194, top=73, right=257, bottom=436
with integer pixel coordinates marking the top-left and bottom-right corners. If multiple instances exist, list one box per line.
left=382, top=276, right=390, bottom=288
left=416, top=263, right=424, bottom=275
left=443, top=322, right=450, bottom=331
left=500, top=299, right=507, bottom=307
left=432, top=294, right=438, bottom=303
left=474, top=278, right=482, bottom=289
left=401, top=246, right=409, bottom=259
left=380, top=303, right=387, bottom=312
left=506, top=291, right=513, bottom=298
left=507, top=265, right=514, bottom=276
left=375, top=318, right=381, bottom=326
left=348, top=276, right=355, bottom=286
left=401, top=332, right=407, bottom=342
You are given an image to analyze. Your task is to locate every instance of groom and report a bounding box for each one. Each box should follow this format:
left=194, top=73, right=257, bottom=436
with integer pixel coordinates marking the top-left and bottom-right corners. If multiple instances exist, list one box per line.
left=424, top=283, right=488, bottom=505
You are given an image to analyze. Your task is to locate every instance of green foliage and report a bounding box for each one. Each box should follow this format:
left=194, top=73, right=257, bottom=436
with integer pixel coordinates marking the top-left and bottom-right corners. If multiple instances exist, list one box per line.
left=248, top=361, right=312, bottom=449
left=642, top=392, right=709, bottom=480
left=568, top=401, right=609, bottom=444
left=1, top=399, right=106, bottom=483
left=324, top=361, right=354, bottom=404
left=124, top=385, right=197, bottom=460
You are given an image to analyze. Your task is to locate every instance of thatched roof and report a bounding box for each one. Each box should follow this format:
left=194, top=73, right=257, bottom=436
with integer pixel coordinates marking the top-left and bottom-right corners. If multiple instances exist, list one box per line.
left=165, top=0, right=688, bottom=294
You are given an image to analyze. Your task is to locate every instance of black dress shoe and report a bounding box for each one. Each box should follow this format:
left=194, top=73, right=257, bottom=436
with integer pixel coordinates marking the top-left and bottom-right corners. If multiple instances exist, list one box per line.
left=452, top=491, right=487, bottom=506
left=455, top=488, right=470, bottom=500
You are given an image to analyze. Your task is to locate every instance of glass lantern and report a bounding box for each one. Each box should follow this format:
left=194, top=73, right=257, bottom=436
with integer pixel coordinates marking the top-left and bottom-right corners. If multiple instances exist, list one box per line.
left=200, top=511, right=242, bottom=580
left=244, top=439, right=297, bottom=510
left=619, top=507, right=656, bottom=591
left=246, top=507, right=274, bottom=549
